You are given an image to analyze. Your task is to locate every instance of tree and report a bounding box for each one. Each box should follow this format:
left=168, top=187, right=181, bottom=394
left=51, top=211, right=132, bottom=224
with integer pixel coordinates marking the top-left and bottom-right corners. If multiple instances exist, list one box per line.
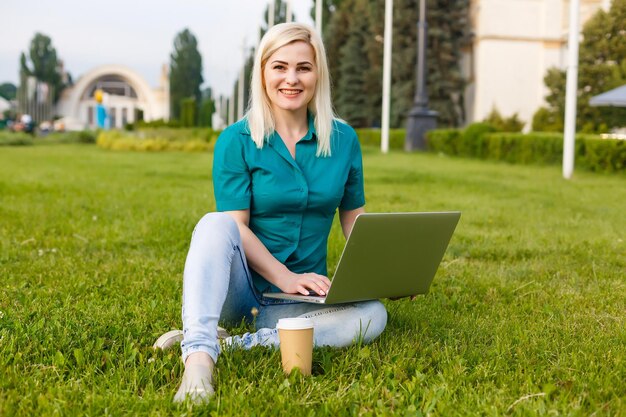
left=199, top=87, right=215, bottom=128
left=323, top=0, right=353, bottom=102
left=324, top=0, right=470, bottom=128
left=260, top=0, right=295, bottom=39
left=170, top=29, right=203, bottom=122
left=543, top=0, right=626, bottom=132
left=389, top=0, right=469, bottom=128
left=19, top=33, right=64, bottom=102
left=0, top=82, right=17, bottom=100
left=335, top=0, right=371, bottom=126
left=309, top=0, right=348, bottom=33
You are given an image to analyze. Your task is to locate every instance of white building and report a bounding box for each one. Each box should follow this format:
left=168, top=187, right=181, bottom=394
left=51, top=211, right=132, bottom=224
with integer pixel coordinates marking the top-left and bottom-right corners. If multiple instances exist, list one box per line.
left=56, top=64, right=169, bottom=130
left=463, top=0, right=612, bottom=129
left=0, top=96, right=10, bottom=114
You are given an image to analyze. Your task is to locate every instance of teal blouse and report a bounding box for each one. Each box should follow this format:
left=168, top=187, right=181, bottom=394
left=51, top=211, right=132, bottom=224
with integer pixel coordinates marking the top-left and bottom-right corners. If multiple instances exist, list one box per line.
left=212, top=116, right=365, bottom=293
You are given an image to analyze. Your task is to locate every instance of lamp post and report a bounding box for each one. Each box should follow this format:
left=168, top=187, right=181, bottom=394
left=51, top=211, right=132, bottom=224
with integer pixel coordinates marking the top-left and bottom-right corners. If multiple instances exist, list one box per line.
left=405, top=0, right=437, bottom=151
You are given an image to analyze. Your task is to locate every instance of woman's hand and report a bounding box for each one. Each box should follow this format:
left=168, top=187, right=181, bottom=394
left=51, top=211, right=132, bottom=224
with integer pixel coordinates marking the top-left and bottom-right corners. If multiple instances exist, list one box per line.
left=277, top=272, right=331, bottom=296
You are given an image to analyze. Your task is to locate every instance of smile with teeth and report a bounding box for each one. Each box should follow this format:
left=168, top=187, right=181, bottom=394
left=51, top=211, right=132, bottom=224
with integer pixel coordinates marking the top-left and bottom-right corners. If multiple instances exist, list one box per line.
left=280, top=89, right=302, bottom=96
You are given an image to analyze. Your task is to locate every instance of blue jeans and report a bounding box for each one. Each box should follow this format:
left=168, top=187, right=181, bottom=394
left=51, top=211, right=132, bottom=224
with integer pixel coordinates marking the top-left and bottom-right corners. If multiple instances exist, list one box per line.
left=181, top=212, right=388, bottom=363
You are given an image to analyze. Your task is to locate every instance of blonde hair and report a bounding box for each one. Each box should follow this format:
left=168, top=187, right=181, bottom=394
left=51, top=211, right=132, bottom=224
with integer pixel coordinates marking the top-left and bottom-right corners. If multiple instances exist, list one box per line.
left=246, top=22, right=335, bottom=157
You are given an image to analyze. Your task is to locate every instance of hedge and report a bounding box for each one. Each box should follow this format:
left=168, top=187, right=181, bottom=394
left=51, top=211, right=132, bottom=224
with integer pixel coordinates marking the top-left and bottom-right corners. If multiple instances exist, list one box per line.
left=354, top=128, right=406, bottom=150
left=0, top=130, right=97, bottom=146
left=349, top=127, right=624, bottom=173
left=96, top=128, right=219, bottom=152
left=0, top=132, right=34, bottom=146
left=425, top=128, right=625, bottom=173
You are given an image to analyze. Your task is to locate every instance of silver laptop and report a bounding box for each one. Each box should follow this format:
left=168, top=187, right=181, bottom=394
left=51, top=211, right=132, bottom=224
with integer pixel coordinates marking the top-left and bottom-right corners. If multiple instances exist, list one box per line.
left=263, top=212, right=461, bottom=304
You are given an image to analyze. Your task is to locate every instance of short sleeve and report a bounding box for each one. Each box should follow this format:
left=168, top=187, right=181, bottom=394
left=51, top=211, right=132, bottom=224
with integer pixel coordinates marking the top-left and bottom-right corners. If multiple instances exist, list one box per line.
left=212, top=131, right=251, bottom=211
left=339, top=131, right=366, bottom=210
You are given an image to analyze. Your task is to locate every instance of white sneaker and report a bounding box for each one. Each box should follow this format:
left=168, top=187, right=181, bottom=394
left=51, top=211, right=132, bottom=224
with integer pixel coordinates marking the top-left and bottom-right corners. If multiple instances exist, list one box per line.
left=153, top=330, right=184, bottom=350
left=153, top=327, right=231, bottom=350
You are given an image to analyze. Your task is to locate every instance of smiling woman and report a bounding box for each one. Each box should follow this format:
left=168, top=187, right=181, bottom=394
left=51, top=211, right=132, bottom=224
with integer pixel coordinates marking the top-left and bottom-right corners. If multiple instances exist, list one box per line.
left=156, top=22, right=386, bottom=405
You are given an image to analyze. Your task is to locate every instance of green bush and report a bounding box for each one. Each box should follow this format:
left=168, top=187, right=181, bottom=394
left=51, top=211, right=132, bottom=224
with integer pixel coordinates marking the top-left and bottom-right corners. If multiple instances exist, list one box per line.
left=96, top=128, right=218, bottom=152
left=135, top=119, right=182, bottom=129
left=0, top=130, right=98, bottom=146
left=180, top=97, right=197, bottom=127
left=458, top=122, right=497, bottom=158
left=578, top=135, right=626, bottom=172
left=483, top=108, right=525, bottom=132
left=483, top=132, right=564, bottom=164
left=0, top=132, right=34, bottom=146
left=37, top=131, right=97, bottom=145
left=426, top=129, right=462, bottom=155
left=531, top=107, right=563, bottom=132
left=354, top=128, right=405, bottom=150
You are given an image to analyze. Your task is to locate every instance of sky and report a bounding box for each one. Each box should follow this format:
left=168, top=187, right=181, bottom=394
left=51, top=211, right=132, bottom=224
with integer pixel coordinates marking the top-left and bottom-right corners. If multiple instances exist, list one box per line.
left=0, top=0, right=314, bottom=97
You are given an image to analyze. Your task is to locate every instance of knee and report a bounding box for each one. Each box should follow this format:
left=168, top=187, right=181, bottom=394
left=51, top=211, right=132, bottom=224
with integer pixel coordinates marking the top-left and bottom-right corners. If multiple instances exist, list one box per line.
left=193, top=212, right=239, bottom=241
left=361, top=300, right=387, bottom=342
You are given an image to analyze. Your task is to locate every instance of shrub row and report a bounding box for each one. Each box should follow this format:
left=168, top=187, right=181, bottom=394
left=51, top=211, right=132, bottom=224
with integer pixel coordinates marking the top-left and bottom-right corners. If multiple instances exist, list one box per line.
left=41, top=130, right=97, bottom=144
left=426, top=128, right=625, bottom=173
left=0, top=130, right=97, bottom=146
left=96, top=129, right=218, bottom=152
left=0, top=132, right=34, bottom=146
left=354, top=128, right=405, bottom=150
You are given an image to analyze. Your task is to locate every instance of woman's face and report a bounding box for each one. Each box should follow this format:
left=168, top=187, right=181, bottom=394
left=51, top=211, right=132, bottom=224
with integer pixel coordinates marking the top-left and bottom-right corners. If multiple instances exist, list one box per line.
left=263, top=41, right=317, bottom=116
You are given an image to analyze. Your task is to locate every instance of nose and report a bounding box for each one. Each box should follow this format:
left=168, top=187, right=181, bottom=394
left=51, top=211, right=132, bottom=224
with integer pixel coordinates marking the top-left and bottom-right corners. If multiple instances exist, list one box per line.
left=285, top=69, right=298, bottom=85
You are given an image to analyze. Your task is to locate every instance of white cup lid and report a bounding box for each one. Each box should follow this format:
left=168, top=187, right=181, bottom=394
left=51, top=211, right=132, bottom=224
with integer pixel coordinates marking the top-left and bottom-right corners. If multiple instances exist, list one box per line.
left=276, top=317, right=314, bottom=330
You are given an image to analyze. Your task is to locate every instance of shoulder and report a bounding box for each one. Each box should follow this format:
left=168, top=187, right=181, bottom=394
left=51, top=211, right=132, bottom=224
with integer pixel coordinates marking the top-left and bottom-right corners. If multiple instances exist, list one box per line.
left=215, top=119, right=252, bottom=153
left=330, top=119, right=360, bottom=153
left=331, top=119, right=358, bottom=140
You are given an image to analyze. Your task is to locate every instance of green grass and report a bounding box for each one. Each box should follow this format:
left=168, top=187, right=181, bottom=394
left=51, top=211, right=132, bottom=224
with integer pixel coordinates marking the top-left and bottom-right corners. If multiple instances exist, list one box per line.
left=0, top=144, right=624, bottom=416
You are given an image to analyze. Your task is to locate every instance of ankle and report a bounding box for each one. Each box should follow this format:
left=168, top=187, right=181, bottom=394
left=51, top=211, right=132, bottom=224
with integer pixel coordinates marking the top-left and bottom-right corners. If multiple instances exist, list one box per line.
left=185, top=352, right=214, bottom=368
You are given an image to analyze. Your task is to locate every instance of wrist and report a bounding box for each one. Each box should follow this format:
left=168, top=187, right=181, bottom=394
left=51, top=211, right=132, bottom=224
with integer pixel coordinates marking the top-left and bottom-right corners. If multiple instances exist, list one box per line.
left=275, top=267, right=295, bottom=291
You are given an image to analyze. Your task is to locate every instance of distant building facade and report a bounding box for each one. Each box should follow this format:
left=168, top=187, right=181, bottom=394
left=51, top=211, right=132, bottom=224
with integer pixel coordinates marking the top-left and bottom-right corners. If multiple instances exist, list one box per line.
left=463, top=0, right=612, bottom=129
left=56, top=64, right=169, bottom=130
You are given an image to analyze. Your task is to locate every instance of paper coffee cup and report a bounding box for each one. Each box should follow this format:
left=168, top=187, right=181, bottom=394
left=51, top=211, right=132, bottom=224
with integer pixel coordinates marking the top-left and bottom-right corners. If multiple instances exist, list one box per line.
left=276, top=318, right=314, bottom=376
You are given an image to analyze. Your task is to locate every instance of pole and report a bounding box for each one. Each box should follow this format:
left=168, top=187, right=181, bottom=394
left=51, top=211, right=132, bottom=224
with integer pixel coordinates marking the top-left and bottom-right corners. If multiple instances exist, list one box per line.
left=563, top=0, right=580, bottom=179
left=238, top=40, right=246, bottom=119
left=229, top=96, right=235, bottom=125
left=315, top=0, right=323, bottom=34
left=415, top=0, right=427, bottom=109
left=221, top=95, right=226, bottom=125
left=269, top=0, right=275, bottom=27
left=404, top=0, right=437, bottom=151
left=238, top=69, right=244, bottom=120
left=286, top=0, right=292, bottom=23
left=381, top=0, right=393, bottom=154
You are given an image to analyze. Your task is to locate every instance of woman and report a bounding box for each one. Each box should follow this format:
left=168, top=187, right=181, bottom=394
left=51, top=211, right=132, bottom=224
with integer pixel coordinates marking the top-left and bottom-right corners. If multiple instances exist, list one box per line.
left=169, top=22, right=387, bottom=403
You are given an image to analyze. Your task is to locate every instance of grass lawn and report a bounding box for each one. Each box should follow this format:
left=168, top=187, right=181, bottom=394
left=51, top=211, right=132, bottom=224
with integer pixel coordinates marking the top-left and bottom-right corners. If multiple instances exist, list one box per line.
left=0, top=144, right=624, bottom=416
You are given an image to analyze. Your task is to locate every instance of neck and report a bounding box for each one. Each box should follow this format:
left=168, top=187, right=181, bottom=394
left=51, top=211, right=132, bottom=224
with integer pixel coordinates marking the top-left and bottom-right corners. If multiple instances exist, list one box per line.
left=272, top=107, right=308, bottom=141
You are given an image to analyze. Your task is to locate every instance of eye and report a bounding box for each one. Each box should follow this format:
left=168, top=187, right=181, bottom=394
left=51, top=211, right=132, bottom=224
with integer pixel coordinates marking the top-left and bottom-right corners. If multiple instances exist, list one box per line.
left=273, top=64, right=286, bottom=71
left=297, top=66, right=312, bottom=72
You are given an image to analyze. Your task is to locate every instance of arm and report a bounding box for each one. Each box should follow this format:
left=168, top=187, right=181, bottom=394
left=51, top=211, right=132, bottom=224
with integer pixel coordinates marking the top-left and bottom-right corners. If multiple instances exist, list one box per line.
left=339, top=206, right=365, bottom=239
left=225, top=209, right=331, bottom=296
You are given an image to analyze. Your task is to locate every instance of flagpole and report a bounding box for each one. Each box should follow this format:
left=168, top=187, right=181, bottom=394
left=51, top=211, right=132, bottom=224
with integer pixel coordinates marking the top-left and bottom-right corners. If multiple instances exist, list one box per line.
left=238, top=39, right=246, bottom=120
left=315, top=0, right=323, bottom=34
left=269, top=0, right=275, bottom=27
left=381, top=0, right=393, bottom=154
left=563, top=0, right=580, bottom=179
left=286, top=0, right=292, bottom=22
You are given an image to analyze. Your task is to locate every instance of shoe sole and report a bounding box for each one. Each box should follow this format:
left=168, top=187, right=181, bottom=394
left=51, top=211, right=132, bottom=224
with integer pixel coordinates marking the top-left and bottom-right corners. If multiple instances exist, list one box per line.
left=153, top=329, right=183, bottom=350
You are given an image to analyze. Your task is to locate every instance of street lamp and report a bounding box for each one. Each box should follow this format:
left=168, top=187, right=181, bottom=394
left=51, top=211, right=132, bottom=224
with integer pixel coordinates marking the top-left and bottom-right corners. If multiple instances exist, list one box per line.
left=405, top=0, right=438, bottom=151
